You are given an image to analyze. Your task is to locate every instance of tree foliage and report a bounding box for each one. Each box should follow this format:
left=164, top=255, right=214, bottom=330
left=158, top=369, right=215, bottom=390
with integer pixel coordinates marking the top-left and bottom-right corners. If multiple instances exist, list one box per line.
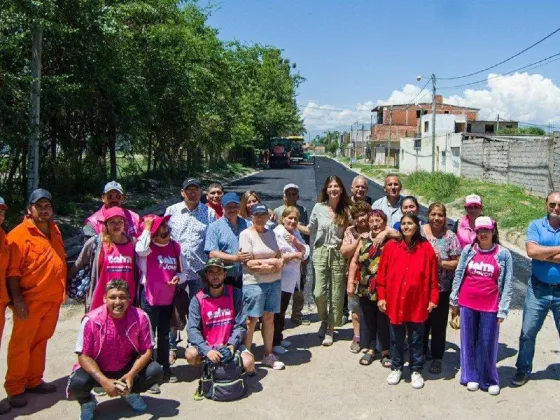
left=497, top=127, right=546, bottom=136
left=0, top=0, right=304, bottom=204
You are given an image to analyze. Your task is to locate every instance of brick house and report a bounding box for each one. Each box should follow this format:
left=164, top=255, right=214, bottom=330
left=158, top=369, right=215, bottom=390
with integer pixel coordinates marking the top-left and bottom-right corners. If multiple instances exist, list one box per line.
left=369, top=95, right=479, bottom=165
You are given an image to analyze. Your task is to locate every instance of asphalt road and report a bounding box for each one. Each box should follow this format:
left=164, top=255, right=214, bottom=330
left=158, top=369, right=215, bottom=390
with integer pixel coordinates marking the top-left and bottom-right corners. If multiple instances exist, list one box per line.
left=226, top=156, right=532, bottom=310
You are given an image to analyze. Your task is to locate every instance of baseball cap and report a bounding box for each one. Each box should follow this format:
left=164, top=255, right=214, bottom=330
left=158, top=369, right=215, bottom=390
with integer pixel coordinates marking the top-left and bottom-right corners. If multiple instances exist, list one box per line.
left=182, top=178, right=201, bottom=189
left=28, top=188, right=52, bottom=204
left=465, top=194, right=482, bottom=207
left=198, top=257, right=232, bottom=277
left=0, top=196, right=7, bottom=209
left=251, top=203, right=269, bottom=215
left=103, top=181, right=124, bottom=195
left=222, top=192, right=240, bottom=207
left=103, top=206, right=126, bottom=222
left=139, top=214, right=171, bottom=236
left=474, top=216, right=494, bottom=231
left=283, top=183, right=299, bottom=193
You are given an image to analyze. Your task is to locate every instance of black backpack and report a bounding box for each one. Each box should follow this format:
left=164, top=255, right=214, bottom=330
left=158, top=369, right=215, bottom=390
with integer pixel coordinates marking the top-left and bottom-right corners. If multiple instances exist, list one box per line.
left=196, top=353, right=247, bottom=402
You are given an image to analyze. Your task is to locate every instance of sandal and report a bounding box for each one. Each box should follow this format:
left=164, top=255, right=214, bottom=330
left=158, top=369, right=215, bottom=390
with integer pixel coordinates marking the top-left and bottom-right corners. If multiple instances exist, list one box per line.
left=429, top=359, right=442, bottom=374
left=359, top=352, right=375, bottom=366
left=169, top=349, right=177, bottom=366
left=380, top=355, right=392, bottom=368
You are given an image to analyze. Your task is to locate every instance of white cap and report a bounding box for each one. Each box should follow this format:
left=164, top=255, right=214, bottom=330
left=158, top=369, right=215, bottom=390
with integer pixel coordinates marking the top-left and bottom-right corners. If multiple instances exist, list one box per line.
left=474, top=216, right=494, bottom=231
left=465, top=194, right=482, bottom=207
left=103, top=181, right=124, bottom=194
left=283, top=183, right=299, bottom=193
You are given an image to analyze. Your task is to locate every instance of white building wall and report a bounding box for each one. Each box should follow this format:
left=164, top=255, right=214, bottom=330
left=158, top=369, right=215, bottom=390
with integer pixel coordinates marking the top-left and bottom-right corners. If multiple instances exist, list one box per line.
left=400, top=133, right=462, bottom=175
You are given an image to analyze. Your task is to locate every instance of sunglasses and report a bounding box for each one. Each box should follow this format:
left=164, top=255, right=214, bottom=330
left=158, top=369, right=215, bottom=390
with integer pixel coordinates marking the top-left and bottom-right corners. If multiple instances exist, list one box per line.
left=465, top=205, right=481, bottom=210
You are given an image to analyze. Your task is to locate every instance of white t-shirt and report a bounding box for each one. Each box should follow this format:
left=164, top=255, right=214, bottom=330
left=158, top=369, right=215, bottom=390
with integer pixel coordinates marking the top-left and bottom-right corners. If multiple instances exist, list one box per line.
left=273, top=225, right=310, bottom=293
left=239, top=228, right=281, bottom=285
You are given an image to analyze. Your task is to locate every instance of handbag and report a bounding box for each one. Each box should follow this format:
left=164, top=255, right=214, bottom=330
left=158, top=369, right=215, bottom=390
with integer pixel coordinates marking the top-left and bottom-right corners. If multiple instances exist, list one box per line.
left=449, top=312, right=461, bottom=330
left=67, top=236, right=100, bottom=303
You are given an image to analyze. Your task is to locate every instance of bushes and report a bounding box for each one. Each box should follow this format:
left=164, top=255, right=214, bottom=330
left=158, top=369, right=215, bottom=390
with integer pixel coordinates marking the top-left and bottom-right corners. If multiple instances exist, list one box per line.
left=406, top=171, right=460, bottom=202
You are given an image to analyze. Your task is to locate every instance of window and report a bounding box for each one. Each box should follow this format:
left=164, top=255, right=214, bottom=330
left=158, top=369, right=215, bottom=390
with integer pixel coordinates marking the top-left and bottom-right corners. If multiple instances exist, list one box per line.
left=414, top=139, right=421, bottom=150
left=424, top=121, right=429, bottom=133
left=401, top=149, right=404, bottom=160
left=467, top=123, right=472, bottom=132
left=444, top=111, right=449, bottom=114
left=441, top=151, right=446, bottom=167
left=416, top=110, right=422, bottom=119
left=485, top=124, right=495, bottom=134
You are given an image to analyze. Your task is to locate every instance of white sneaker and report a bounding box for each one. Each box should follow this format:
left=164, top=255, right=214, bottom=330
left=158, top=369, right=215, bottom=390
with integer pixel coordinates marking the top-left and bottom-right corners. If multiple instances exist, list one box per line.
left=262, top=353, right=285, bottom=370
left=488, top=385, right=500, bottom=396
left=322, top=333, right=334, bottom=346
left=272, top=345, right=288, bottom=355
left=467, top=382, right=480, bottom=391
left=411, top=371, right=425, bottom=389
left=387, top=369, right=402, bottom=385
left=281, top=340, right=292, bottom=347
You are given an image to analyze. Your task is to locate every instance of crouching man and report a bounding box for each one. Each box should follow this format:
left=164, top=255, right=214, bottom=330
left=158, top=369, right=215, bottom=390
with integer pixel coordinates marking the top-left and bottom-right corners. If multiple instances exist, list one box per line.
left=67, top=280, right=163, bottom=420
left=186, top=258, right=255, bottom=375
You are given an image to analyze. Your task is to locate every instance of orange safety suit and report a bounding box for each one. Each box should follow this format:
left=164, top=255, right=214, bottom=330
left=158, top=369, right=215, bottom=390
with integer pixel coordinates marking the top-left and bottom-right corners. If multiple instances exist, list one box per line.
left=4, top=216, right=66, bottom=396
left=0, top=227, right=9, bottom=350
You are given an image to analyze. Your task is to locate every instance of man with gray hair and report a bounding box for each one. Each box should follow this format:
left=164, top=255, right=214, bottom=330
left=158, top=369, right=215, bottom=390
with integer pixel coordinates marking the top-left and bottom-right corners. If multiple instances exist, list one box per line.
left=512, top=191, right=560, bottom=387
left=350, top=175, right=372, bottom=205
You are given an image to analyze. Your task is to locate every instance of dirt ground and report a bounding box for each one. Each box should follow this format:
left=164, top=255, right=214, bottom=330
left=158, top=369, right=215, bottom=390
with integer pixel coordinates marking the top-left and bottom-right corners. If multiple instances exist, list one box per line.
left=0, top=305, right=558, bottom=420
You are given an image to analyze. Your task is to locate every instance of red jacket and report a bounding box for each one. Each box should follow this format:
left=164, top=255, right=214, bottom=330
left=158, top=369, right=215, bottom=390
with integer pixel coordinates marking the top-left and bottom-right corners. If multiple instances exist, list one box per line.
left=376, top=239, right=439, bottom=325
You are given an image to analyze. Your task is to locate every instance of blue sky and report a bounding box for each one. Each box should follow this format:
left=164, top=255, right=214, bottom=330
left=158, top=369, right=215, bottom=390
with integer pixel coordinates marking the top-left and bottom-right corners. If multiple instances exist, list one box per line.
left=206, top=0, right=560, bottom=135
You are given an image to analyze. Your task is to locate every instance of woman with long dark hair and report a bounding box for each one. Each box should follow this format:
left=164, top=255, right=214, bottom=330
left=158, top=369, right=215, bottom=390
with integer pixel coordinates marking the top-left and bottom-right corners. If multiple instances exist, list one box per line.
left=450, top=216, right=513, bottom=396
left=376, top=214, right=439, bottom=389
left=301, top=176, right=351, bottom=346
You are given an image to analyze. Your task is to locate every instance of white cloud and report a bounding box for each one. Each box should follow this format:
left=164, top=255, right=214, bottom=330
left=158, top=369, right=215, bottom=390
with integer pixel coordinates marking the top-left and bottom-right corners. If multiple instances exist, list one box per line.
left=301, top=101, right=374, bottom=131
left=302, top=72, right=560, bottom=132
left=445, top=72, right=560, bottom=124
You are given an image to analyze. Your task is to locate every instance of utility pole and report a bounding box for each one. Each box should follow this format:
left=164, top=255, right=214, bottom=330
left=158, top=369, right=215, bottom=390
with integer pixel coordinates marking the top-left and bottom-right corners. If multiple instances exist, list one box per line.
left=431, top=73, right=437, bottom=173
left=27, top=24, right=43, bottom=193
left=387, top=105, right=393, bottom=170
left=497, top=114, right=500, bottom=134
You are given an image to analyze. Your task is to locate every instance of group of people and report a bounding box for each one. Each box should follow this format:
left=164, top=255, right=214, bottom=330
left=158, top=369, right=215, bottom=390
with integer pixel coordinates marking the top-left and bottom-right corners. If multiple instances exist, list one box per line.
left=0, top=171, right=559, bottom=417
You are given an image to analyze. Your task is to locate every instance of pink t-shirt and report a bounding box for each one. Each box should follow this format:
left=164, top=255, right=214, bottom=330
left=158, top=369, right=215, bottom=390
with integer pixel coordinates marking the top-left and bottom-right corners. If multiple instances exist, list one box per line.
left=91, top=242, right=136, bottom=310
left=81, top=315, right=151, bottom=372
left=459, top=244, right=500, bottom=312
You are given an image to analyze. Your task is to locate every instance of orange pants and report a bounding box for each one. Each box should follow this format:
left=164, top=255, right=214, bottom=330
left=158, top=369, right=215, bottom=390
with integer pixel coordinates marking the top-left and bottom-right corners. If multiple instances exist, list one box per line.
left=4, top=301, right=60, bottom=395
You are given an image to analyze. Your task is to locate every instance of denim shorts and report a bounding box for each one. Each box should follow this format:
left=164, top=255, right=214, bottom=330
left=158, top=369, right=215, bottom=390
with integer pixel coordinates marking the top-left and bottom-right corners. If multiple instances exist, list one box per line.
left=243, top=280, right=282, bottom=317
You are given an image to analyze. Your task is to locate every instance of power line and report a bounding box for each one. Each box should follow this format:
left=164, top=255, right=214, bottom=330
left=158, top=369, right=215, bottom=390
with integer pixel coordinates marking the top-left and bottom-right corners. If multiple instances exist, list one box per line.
left=438, top=26, right=560, bottom=80
left=439, top=52, right=560, bottom=90
left=406, top=79, right=431, bottom=105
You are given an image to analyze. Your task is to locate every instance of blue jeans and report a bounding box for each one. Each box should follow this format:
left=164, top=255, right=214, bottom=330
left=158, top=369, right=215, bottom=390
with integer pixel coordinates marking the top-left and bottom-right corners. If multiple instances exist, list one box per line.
left=389, top=322, right=425, bottom=372
left=516, top=277, right=560, bottom=374
left=169, top=278, right=203, bottom=350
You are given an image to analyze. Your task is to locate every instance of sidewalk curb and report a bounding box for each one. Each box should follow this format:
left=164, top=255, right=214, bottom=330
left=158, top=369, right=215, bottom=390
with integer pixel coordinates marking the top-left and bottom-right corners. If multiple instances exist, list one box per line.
left=328, top=156, right=529, bottom=259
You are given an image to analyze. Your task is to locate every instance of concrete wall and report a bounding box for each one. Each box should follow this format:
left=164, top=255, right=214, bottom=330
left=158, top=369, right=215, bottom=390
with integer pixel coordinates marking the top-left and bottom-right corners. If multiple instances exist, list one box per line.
left=461, top=136, right=558, bottom=197
left=420, top=114, right=466, bottom=137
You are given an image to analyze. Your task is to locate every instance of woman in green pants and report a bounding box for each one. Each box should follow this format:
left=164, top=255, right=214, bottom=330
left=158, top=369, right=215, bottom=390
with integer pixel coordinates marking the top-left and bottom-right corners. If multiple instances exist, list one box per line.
left=301, top=176, right=351, bottom=346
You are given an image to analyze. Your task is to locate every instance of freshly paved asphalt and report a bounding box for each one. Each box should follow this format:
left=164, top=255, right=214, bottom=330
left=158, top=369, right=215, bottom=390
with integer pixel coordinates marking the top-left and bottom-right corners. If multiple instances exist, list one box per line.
left=226, top=156, right=532, bottom=310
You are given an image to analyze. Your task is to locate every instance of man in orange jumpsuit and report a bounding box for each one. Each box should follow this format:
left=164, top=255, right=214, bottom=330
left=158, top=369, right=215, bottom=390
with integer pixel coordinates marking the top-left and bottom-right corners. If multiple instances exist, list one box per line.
left=0, top=196, right=10, bottom=414
left=5, top=189, right=67, bottom=409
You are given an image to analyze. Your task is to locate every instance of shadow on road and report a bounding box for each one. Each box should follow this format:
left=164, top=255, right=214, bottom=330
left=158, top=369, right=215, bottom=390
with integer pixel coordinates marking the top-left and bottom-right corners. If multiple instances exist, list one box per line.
left=91, top=395, right=180, bottom=419
left=1, top=375, right=69, bottom=420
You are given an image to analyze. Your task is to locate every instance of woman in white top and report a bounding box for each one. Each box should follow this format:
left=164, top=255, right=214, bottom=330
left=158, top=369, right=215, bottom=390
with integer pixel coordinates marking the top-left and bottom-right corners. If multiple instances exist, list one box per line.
left=272, top=207, right=310, bottom=355
left=240, top=203, right=285, bottom=370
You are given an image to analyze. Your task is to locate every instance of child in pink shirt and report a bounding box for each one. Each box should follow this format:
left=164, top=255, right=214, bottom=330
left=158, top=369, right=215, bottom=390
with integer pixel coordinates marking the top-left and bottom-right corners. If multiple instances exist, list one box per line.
left=136, top=215, right=187, bottom=387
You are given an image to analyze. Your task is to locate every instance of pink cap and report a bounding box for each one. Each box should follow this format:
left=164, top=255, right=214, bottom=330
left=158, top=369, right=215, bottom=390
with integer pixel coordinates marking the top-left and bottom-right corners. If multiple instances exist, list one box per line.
left=139, top=214, right=171, bottom=236
left=465, top=194, right=482, bottom=207
left=474, top=216, right=494, bottom=231
left=102, top=206, right=126, bottom=222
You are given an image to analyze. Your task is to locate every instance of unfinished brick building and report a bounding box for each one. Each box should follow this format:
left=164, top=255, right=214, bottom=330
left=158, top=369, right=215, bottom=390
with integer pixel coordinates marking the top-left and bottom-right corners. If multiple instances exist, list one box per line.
left=369, top=95, right=479, bottom=165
